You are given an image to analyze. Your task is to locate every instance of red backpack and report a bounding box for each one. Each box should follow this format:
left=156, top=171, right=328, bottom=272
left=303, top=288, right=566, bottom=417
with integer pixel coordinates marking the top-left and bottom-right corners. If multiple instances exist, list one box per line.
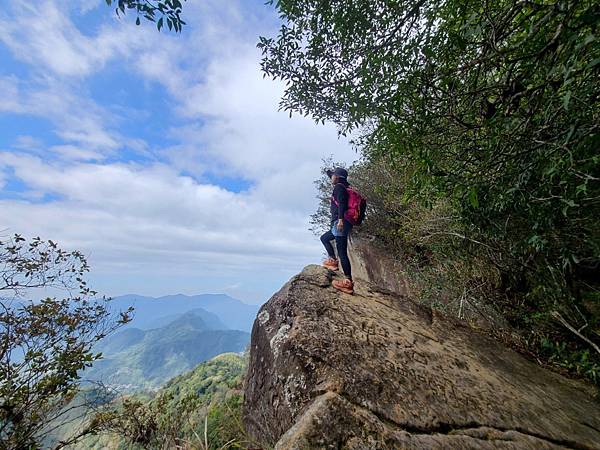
left=333, top=185, right=367, bottom=226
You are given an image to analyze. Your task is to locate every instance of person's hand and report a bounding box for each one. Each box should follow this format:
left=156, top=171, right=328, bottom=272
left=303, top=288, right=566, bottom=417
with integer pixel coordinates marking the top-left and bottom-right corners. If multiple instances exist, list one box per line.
left=336, top=219, right=344, bottom=231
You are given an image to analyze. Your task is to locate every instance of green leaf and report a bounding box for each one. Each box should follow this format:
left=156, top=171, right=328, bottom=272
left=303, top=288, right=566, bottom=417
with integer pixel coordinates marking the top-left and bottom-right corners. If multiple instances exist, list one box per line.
left=469, top=187, right=479, bottom=208
left=586, top=57, right=600, bottom=70
left=562, top=91, right=571, bottom=110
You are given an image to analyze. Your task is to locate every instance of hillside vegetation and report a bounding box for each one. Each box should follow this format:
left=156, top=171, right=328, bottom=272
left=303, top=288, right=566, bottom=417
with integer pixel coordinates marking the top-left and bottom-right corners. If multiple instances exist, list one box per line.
left=68, top=353, right=256, bottom=450
left=266, top=0, right=600, bottom=384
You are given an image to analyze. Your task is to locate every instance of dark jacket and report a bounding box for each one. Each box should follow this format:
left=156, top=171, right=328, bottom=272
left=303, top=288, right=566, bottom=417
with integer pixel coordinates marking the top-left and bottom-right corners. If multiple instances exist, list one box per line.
left=330, top=180, right=350, bottom=222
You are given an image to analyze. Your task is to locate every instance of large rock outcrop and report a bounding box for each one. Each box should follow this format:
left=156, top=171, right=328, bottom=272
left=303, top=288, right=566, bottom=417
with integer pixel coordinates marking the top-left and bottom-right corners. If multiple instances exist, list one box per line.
left=348, top=234, right=508, bottom=331
left=347, top=235, right=410, bottom=297
left=243, top=265, right=600, bottom=449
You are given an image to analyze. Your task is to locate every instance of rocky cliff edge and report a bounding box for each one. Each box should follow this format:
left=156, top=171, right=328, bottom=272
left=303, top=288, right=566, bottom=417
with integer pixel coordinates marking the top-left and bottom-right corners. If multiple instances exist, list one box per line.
left=243, top=265, right=600, bottom=449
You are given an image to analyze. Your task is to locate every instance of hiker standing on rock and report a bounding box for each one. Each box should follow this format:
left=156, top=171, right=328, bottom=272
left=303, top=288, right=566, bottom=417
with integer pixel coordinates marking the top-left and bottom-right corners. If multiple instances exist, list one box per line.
left=321, top=167, right=356, bottom=294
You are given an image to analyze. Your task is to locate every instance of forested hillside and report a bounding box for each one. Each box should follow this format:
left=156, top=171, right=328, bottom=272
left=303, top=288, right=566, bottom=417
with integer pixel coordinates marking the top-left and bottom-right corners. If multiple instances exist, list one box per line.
left=63, top=353, right=255, bottom=450
left=263, top=0, right=600, bottom=384
left=86, top=312, right=250, bottom=390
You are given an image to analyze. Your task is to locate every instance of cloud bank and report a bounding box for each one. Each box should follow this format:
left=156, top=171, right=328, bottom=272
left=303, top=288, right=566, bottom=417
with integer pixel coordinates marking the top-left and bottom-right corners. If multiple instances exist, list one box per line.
left=0, top=0, right=357, bottom=303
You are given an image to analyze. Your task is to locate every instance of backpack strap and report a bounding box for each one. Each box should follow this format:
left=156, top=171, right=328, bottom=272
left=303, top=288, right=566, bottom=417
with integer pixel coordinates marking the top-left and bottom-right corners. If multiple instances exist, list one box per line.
left=331, top=183, right=349, bottom=205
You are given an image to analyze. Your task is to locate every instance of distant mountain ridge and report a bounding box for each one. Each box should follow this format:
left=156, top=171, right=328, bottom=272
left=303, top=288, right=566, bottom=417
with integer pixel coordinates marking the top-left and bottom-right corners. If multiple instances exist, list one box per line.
left=87, top=310, right=250, bottom=390
left=145, top=307, right=228, bottom=330
left=109, top=293, right=260, bottom=332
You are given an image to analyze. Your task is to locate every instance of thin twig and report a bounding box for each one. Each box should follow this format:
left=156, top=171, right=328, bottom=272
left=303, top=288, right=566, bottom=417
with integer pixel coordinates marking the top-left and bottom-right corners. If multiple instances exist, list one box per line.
left=458, top=287, right=466, bottom=320
left=551, top=311, right=600, bottom=357
left=420, top=231, right=494, bottom=249
left=204, top=414, right=208, bottom=449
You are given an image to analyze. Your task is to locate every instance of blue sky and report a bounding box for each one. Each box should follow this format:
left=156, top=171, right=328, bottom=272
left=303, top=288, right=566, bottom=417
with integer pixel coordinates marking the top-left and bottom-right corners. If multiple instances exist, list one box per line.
left=0, top=0, right=356, bottom=304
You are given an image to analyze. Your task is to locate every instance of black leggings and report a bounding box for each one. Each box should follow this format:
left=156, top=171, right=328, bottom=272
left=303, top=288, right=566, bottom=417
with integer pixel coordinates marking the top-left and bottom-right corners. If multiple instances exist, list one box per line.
left=320, top=231, right=352, bottom=280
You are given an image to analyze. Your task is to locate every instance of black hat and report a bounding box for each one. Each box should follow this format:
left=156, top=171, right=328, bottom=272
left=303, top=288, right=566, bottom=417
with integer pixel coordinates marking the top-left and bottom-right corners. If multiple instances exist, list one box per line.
left=326, top=167, right=348, bottom=179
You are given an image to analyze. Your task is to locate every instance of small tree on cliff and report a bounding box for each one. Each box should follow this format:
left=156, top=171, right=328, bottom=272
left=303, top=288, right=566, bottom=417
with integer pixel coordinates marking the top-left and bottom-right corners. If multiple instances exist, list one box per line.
left=0, top=234, right=132, bottom=450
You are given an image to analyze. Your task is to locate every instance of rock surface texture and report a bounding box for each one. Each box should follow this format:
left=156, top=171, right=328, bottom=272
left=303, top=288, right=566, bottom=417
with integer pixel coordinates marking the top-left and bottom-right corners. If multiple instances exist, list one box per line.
left=243, top=265, right=600, bottom=449
left=348, top=235, right=409, bottom=297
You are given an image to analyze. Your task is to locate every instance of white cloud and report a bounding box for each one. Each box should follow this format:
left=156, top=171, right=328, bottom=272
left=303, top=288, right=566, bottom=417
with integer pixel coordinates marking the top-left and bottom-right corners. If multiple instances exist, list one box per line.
left=76, top=0, right=101, bottom=15
left=0, top=153, right=319, bottom=276
left=0, top=0, right=138, bottom=77
left=13, top=135, right=44, bottom=151
left=50, top=145, right=105, bottom=161
left=0, top=2, right=169, bottom=156
left=0, top=76, right=22, bottom=113
left=0, top=76, right=125, bottom=152
left=131, top=1, right=356, bottom=213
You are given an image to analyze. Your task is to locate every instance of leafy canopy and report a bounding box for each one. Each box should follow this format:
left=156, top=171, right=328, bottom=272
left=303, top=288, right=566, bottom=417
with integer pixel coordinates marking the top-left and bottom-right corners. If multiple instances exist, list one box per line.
left=260, top=0, right=599, bottom=294
left=261, top=0, right=599, bottom=373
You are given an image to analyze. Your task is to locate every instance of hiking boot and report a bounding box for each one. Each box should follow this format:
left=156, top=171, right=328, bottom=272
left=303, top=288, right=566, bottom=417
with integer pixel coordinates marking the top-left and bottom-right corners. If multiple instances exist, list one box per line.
left=332, top=278, right=354, bottom=294
left=323, top=258, right=339, bottom=271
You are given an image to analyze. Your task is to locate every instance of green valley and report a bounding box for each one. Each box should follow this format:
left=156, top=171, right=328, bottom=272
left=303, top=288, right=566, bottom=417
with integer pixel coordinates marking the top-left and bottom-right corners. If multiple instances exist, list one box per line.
left=86, top=312, right=250, bottom=391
